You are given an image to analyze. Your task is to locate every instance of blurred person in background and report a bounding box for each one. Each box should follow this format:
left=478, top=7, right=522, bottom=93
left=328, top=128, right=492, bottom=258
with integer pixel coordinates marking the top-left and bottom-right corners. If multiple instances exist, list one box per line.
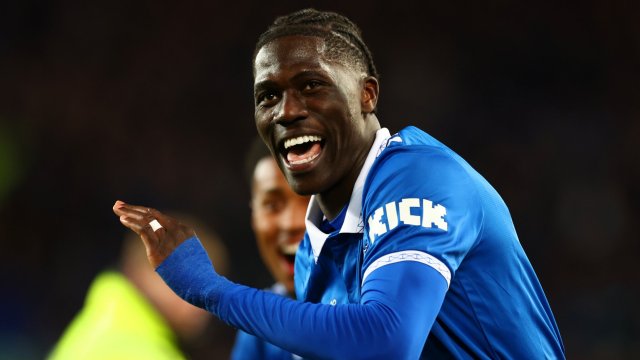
left=230, top=137, right=310, bottom=359
left=48, top=215, right=229, bottom=360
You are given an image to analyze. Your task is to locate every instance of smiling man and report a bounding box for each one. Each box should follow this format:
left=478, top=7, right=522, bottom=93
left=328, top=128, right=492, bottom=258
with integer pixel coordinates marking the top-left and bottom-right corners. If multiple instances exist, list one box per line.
left=113, top=9, right=565, bottom=359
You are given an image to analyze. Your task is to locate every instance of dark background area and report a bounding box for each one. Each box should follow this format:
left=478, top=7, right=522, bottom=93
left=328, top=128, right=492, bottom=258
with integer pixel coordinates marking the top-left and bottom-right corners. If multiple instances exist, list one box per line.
left=0, top=1, right=638, bottom=359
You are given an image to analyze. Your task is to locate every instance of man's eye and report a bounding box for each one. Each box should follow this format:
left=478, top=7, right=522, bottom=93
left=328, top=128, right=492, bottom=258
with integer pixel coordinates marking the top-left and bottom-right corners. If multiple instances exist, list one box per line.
left=304, top=81, right=322, bottom=90
left=257, top=91, right=279, bottom=105
left=262, top=199, right=284, bottom=212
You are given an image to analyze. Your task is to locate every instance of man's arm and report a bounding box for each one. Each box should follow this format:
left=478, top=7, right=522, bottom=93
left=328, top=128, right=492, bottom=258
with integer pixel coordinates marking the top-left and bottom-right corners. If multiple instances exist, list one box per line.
left=113, top=200, right=448, bottom=359
left=157, top=236, right=447, bottom=359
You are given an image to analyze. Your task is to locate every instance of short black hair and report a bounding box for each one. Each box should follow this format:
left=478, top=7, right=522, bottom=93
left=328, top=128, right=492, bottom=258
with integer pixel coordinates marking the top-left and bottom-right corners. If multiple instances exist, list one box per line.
left=254, top=8, right=379, bottom=80
left=244, top=136, right=273, bottom=187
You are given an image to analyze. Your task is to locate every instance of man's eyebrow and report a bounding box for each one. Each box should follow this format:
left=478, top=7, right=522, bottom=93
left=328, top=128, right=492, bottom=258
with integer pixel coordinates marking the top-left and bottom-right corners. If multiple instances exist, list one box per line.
left=254, top=80, right=277, bottom=94
left=258, top=188, right=286, bottom=197
left=254, top=70, right=331, bottom=94
left=291, top=69, right=330, bottom=82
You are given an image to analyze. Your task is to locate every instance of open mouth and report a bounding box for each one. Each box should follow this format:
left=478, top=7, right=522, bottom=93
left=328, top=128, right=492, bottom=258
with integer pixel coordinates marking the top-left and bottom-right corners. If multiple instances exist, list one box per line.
left=282, top=135, right=324, bottom=169
left=279, top=242, right=300, bottom=275
left=283, top=253, right=296, bottom=267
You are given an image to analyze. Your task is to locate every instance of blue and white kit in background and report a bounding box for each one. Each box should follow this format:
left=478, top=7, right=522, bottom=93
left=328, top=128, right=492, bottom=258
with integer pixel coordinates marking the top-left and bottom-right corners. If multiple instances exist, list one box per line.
left=157, top=126, right=566, bottom=359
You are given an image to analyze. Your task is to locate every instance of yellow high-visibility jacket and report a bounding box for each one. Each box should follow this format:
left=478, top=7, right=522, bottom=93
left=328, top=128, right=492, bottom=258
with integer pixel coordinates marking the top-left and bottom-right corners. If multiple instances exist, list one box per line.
left=48, top=270, right=185, bottom=360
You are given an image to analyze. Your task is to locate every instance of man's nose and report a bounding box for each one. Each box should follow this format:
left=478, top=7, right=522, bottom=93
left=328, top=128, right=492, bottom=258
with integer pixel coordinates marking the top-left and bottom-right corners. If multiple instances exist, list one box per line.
left=274, top=90, right=308, bottom=125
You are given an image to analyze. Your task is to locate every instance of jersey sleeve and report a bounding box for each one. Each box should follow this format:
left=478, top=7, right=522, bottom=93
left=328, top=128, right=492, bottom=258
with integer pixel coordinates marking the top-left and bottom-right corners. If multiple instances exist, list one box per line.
left=361, top=146, right=484, bottom=285
left=157, top=237, right=447, bottom=359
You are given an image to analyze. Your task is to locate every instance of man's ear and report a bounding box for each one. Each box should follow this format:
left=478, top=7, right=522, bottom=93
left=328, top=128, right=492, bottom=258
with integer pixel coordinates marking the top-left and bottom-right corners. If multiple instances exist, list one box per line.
left=361, top=76, right=379, bottom=113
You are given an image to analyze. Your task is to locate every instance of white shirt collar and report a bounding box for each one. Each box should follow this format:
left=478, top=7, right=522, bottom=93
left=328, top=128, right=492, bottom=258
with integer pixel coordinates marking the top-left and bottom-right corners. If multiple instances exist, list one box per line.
left=305, top=128, right=391, bottom=261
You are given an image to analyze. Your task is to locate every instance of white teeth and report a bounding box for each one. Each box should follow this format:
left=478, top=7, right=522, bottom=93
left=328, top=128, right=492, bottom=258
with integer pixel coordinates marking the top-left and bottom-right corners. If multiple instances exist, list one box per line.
left=284, top=135, right=322, bottom=150
left=289, top=152, right=320, bottom=165
left=281, top=242, right=300, bottom=255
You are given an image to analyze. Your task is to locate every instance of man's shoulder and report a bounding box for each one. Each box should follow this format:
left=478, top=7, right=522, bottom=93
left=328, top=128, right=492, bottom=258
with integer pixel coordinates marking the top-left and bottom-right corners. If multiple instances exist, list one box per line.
left=373, top=125, right=484, bottom=183
left=374, top=126, right=454, bottom=166
left=369, top=126, right=463, bottom=180
left=387, top=126, right=441, bottom=148
left=363, top=125, right=490, bottom=212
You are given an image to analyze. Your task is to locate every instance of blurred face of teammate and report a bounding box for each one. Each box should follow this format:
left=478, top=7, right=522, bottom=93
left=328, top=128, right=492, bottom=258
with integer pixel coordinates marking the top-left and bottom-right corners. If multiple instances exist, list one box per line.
left=251, top=156, right=310, bottom=295
left=253, top=36, right=378, bottom=212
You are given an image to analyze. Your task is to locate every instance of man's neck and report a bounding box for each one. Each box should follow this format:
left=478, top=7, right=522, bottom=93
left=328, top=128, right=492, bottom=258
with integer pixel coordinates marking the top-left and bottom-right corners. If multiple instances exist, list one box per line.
left=315, top=168, right=359, bottom=221
left=316, top=118, right=380, bottom=220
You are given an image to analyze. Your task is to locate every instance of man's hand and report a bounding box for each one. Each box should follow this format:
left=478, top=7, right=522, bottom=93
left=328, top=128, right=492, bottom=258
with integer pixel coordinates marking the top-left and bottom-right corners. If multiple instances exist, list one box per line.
left=112, top=200, right=195, bottom=268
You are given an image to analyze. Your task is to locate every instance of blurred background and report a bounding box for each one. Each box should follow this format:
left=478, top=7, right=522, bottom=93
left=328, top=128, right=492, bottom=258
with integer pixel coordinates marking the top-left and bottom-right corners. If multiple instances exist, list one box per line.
left=0, top=0, right=638, bottom=359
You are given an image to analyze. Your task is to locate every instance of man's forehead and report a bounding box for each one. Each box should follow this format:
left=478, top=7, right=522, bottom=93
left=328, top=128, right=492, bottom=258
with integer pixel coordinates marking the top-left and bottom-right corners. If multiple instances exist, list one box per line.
left=253, top=157, right=286, bottom=188
left=254, top=36, right=328, bottom=81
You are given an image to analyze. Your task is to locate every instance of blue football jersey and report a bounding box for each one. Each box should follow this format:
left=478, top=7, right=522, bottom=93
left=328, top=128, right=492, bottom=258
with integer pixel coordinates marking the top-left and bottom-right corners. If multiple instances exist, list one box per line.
left=231, top=283, right=301, bottom=360
left=295, top=126, right=565, bottom=359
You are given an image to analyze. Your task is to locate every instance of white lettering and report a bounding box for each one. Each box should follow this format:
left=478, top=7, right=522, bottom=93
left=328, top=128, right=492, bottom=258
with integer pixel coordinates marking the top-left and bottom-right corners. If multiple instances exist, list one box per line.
left=385, top=201, right=399, bottom=230
left=368, top=207, right=387, bottom=243
left=399, top=198, right=421, bottom=226
left=422, top=199, right=448, bottom=231
left=367, top=198, right=449, bottom=243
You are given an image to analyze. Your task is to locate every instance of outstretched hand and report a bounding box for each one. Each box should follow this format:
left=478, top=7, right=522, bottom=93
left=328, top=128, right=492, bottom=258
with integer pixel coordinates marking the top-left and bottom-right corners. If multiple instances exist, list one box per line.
left=113, top=200, right=195, bottom=268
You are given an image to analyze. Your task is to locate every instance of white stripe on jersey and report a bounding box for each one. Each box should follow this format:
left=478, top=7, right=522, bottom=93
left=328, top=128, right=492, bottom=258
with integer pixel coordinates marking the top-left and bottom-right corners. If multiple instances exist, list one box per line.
left=362, top=250, right=451, bottom=287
